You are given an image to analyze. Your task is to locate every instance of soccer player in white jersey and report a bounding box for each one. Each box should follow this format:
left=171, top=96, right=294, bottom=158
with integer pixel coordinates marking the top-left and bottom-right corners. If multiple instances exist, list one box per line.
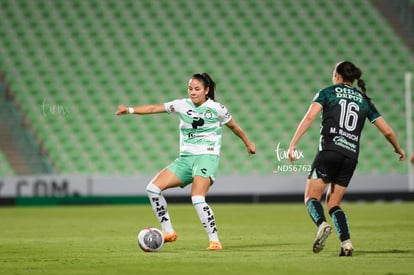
left=116, top=73, right=256, bottom=250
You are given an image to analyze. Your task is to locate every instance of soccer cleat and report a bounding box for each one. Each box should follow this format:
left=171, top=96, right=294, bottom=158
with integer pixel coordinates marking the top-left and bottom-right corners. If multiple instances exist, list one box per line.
left=163, top=231, right=178, bottom=242
left=312, top=221, right=332, bottom=253
left=339, top=240, right=354, bottom=256
left=207, top=241, right=223, bottom=250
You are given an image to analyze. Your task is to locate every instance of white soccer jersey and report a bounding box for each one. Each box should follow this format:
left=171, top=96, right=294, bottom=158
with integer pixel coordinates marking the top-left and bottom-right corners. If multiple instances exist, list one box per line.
left=164, top=98, right=232, bottom=156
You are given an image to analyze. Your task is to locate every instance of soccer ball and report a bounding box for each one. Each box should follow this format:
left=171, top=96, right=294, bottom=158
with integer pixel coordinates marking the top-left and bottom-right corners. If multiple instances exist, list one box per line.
left=137, top=227, right=164, bottom=252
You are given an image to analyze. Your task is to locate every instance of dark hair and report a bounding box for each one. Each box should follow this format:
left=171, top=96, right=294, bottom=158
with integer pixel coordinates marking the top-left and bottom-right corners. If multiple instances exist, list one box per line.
left=191, top=73, right=216, bottom=100
left=335, top=61, right=370, bottom=100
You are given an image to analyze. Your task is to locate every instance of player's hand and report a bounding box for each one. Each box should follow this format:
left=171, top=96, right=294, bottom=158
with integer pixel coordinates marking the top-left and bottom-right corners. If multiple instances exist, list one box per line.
left=288, top=145, right=297, bottom=163
left=246, top=142, right=256, bottom=156
left=395, top=148, right=406, bottom=161
left=116, top=105, right=129, bottom=115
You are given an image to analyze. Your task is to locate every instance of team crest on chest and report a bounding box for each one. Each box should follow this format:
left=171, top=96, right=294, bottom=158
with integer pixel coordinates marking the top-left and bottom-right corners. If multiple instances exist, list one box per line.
left=204, top=109, right=213, bottom=119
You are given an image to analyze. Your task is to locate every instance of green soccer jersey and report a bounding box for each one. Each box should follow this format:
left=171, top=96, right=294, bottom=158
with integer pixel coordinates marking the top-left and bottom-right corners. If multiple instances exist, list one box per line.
left=164, top=98, right=232, bottom=156
left=312, top=84, right=381, bottom=159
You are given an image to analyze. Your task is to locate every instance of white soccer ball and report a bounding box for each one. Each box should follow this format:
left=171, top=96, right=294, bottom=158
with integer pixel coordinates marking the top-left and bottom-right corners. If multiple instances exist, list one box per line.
left=137, top=227, right=164, bottom=252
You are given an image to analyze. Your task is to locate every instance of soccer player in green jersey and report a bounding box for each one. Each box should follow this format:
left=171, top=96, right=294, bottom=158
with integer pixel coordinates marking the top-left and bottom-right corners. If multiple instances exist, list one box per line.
left=288, top=61, right=406, bottom=256
left=116, top=73, right=256, bottom=250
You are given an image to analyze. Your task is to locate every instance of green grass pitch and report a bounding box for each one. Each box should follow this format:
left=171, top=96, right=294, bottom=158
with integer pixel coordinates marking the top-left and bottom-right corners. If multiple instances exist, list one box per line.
left=1, top=202, right=413, bottom=275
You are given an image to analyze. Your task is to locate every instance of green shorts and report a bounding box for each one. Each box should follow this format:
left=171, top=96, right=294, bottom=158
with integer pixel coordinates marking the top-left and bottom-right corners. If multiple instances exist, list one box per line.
left=166, top=155, right=220, bottom=186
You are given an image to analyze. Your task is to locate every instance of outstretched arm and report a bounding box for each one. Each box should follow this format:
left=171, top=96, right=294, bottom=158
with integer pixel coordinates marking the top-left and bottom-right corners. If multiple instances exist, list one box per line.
left=288, top=102, right=322, bottom=162
left=225, top=119, right=256, bottom=155
left=116, top=104, right=166, bottom=115
left=373, top=117, right=406, bottom=161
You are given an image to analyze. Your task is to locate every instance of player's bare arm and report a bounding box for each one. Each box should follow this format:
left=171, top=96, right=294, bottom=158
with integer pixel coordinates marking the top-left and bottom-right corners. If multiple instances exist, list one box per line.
left=116, top=104, right=166, bottom=115
left=373, top=117, right=406, bottom=161
left=288, top=102, right=322, bottom=162
left=225, top=119, right=256, bottom=155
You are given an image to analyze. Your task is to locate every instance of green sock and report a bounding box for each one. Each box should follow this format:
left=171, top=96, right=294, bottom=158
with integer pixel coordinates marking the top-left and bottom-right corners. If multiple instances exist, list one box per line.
left=329, top=206, right=350, bottom=241
left=306, top=198, right=326, bottom=227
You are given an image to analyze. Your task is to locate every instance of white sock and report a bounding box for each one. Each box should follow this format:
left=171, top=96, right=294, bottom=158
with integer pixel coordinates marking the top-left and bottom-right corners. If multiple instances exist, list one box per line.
left=146, top=182, right=174, bottom=234
left=191, top=195, right=220, bottom=242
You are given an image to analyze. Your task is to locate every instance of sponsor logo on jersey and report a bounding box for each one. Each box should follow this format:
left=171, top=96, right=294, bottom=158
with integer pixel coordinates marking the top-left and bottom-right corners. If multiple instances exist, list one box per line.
left=333, top=136, right=357, bottom=152
left=186, top=109, right=205, bottom=129
left=335, top=87, right=363, bottom=103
